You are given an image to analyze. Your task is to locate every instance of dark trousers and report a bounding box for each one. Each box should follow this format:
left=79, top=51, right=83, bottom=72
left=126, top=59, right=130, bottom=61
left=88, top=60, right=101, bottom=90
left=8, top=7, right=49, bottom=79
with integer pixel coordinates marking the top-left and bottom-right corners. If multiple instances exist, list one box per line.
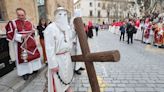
left=40, top=39, right=47, bottom=63
left=95, top=28, right=98, bottom=36
left=120, top=32, right=125, bottom=41
left=127, top=33, right=133, bottom=44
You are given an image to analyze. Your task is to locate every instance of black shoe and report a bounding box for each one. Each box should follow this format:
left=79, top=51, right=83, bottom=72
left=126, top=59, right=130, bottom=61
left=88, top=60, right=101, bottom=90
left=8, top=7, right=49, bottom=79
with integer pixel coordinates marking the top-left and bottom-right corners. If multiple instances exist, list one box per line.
left=33, top=70, right=38, bottom=74
left=23, top=74, right=29, bottom=80
left=74, top=70, right=81, bottom=75
left=46, top=63, right=48, bottom=66
left=78, top=67, right=85, bottom=71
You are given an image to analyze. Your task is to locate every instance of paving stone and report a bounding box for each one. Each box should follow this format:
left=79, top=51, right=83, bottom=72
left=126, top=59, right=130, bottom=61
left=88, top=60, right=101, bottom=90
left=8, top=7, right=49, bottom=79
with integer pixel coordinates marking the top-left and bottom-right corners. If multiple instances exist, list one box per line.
left=145, top=84, right=156, bottom=87
left=154, top=88, right=164, bottom=92
left=78, top=87, right=88, bottom=91
left=135, top=87, right=155, bottom=92
left=115, top=88, right=126, bottom=92
left=125, top=88, right=135, bottom=92
left=104, top=87, right=114, bottom=92
left=116, top=84, right=126, bottom=87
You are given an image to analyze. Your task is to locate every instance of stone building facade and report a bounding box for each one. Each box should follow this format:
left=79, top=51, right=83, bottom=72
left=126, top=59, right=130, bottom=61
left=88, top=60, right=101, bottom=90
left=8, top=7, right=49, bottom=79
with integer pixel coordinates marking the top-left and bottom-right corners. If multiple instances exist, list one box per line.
left=0, top=0, right=73, bottom=33
left=44, top=0, right=73, bottom=21
left=0, top=0, right=38, bottom=24
left=74, top=0, right=138, bottom=24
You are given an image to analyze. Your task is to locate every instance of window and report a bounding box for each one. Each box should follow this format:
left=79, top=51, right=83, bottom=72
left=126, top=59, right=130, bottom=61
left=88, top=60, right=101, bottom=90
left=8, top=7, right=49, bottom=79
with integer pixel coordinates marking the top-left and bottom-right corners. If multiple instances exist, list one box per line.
left=107, top=4, right=110, bottom=9
left=98, top=18, right=100, bottom=22
left=98, top=3, right=100, bottom=7
left=107, top=11, right=110, bottom=17
left=102, top=3, right=105, bottom=9
left=90, top=10, right=93, bottom=16
left=90, top=2, right=92, bottom=7
left=37, top=0, right=44, bottom=5
left=0, top=0, right=6, bottom=21
left=0, top=8, right=3, bottom=20
left=79, top=4, right=80, bottom=8
left=98, top=11, right=101, bottom=17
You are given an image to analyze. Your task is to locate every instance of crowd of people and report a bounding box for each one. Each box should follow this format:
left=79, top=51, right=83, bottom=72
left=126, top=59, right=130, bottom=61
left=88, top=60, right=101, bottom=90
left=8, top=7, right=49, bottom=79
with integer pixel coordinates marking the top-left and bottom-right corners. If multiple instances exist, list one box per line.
left=112, top=13, right=164, bottom=48
left=140, top=14, right=164, bottom=48
left=83, top=21, right=100, bottom=38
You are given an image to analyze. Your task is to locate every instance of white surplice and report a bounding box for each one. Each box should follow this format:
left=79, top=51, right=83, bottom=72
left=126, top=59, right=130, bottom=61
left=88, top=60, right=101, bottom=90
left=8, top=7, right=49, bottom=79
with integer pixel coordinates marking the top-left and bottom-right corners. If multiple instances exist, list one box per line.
left=134, top=26, right=142, bottom=41
left=44, top=22, right=76, bottom=92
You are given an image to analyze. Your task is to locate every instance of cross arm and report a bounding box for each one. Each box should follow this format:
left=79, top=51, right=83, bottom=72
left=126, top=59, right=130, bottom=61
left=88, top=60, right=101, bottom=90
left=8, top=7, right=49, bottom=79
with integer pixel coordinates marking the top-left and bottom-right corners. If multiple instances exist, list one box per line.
left=71, top=50, right=120, bottom=62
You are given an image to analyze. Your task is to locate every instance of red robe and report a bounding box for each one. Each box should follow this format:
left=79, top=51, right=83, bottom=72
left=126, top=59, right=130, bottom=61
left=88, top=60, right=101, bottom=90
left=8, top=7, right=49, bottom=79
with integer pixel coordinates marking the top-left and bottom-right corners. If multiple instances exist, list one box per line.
left=135, top=19, right=140, bottom=28
left=155, top=28, right=164, bottom=45
left=5, top=19, right=40, bottom=64
left=144, top=24, right=152, bottom=39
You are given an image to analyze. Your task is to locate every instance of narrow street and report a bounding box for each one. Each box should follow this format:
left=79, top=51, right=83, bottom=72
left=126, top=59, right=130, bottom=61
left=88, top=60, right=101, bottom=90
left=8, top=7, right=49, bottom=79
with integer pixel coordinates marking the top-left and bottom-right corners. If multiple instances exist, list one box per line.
left=22, top=30, right=164, bottom=92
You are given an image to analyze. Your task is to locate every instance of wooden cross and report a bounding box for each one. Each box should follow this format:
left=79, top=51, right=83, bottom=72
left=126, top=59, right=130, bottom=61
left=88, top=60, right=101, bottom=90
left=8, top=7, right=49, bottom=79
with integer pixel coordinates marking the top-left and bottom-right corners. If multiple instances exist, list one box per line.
left=71, top=17, right=120, bottom=92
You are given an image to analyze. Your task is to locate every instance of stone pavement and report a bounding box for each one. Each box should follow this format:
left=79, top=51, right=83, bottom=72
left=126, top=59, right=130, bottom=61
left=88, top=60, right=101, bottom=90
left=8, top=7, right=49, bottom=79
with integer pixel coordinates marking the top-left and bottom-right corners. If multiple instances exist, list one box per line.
left=0, top=65, right=46, bottom=92
left=21, top=30, right=164, bottom=92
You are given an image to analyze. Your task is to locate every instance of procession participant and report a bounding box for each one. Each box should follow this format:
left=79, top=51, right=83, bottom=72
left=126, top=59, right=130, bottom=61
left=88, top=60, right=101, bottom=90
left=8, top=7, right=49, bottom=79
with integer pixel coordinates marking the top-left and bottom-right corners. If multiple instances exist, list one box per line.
left=162, top=23, right=164, bottom=46
left=44, top=7, right=76, bottom=92
left=134, top=18, right=142, bottom=41
left=70, top=14, right=85, bottom=75
left=5, top=8, right=42, bottom=80
left=143, top=22, right=152, bottom=44
left=153, top=20, right=160, bottom=46
left=155, top=23, right=164, bottom=47
left=87, top=21, right=93, bottom=38
left=143, top=18, right=150, bottom=44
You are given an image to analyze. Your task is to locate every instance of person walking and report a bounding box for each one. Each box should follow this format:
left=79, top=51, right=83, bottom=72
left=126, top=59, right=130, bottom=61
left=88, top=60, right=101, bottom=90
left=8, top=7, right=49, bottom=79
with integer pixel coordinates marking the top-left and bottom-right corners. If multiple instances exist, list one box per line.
left=95, top=23, right=99, bottom=36
left=87, top=21, right=93, bottom=38
left=119, top=24, right=126, bottom=41
left=126, top=21, right=136, bottom=44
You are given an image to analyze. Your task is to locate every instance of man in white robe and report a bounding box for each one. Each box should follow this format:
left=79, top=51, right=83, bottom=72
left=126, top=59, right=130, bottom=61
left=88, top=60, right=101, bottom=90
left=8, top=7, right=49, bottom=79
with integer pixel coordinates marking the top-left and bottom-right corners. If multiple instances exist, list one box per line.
left=44, top=7, right=75, bottom=92
left=70, top=11, right=85, bottom=75
left=5, top=8, right=42, bottom=80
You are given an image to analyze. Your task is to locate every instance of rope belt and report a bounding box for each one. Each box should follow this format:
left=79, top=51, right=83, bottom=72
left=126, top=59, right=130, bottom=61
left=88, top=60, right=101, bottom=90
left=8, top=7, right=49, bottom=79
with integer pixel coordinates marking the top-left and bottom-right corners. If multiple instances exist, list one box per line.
left=56, top=51, right=69, bottom=55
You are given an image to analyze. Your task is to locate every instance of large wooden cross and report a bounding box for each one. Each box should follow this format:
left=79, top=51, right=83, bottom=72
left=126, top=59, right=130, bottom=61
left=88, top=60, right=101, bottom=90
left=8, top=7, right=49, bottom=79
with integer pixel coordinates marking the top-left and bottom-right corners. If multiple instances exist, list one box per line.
left=71, top=17, right=120, bottom=92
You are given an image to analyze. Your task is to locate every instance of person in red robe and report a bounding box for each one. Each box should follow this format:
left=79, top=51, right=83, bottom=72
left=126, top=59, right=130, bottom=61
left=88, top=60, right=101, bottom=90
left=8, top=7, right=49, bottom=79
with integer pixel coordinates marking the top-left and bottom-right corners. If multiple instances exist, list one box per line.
left=87, top=21, right=93, bottom=38
left=5, top=8, right=42, bottom=80
left=155, top=23, right=164, bottom=47
left=162, top=24, right=164, bottom=46
left=134, top=18, right=142, bottom=40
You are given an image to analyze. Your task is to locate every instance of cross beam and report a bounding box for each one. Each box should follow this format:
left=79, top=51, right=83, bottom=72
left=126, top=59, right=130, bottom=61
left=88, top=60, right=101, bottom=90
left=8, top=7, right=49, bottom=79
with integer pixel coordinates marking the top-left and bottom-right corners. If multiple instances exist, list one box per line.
left=71, top=17, right=120, bottom=92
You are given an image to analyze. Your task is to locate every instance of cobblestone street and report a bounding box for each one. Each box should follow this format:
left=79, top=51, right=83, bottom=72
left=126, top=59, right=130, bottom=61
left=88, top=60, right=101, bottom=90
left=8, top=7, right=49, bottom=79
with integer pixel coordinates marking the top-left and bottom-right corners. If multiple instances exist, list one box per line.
left=22, top=30, right=164, bottom=92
